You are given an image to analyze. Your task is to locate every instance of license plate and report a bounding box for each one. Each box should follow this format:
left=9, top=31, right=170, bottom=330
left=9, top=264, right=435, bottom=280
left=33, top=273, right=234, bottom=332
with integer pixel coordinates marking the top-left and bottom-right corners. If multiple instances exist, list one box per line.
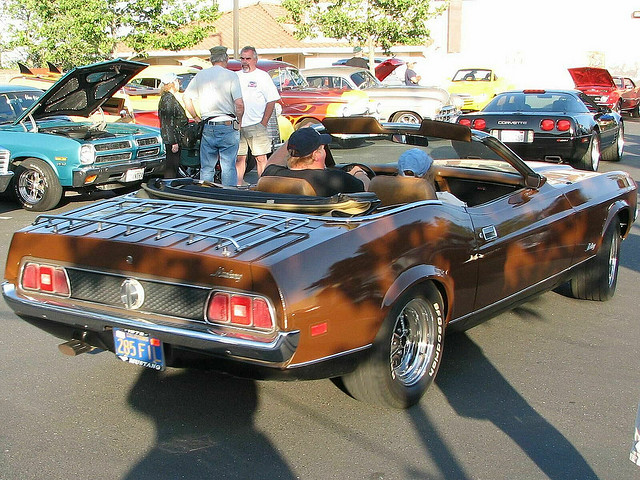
left=124, top=167, right=144, bottom=182
left=497, top=129, right=526, bottom=143
left=113, top=328, right=165, bottom=370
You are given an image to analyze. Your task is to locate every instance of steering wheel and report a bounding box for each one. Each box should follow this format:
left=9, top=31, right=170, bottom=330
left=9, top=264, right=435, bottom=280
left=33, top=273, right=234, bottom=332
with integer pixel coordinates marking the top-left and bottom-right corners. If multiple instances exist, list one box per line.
left=340, top=163, right=376, bottom=179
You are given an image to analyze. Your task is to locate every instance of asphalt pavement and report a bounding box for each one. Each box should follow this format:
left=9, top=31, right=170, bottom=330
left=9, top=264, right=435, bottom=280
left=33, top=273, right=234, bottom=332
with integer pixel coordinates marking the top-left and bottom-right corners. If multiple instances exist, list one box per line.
left=0, top=120, right=639, bottom=480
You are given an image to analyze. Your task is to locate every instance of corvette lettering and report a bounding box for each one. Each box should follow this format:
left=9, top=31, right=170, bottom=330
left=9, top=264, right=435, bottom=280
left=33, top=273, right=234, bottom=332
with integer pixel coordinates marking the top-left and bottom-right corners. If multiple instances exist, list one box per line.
left=497, top=120, right=528, bottom=125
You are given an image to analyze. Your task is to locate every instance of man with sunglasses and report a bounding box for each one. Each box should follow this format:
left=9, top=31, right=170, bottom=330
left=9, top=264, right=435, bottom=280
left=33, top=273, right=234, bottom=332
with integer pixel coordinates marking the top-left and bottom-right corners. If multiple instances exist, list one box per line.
left=262, top=127, right=369, bottom=196
left=235, top=46, right=281, bottom=183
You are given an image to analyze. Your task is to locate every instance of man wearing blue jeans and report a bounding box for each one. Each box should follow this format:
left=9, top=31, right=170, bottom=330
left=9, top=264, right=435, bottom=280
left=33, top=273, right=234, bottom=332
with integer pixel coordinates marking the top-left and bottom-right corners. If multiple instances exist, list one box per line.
left=184, top=46, right=244, bottom=185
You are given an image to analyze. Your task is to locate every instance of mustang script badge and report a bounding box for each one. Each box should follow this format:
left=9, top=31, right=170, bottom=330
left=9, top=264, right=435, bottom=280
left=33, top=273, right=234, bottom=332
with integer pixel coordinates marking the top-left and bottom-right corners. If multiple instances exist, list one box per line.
left=120, top=278, right=145, bottom=309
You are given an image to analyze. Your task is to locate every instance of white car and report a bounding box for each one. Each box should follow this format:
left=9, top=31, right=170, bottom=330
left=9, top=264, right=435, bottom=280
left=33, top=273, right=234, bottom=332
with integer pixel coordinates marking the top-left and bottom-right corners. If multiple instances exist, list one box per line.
left=303, top=66, right=462, bottom=124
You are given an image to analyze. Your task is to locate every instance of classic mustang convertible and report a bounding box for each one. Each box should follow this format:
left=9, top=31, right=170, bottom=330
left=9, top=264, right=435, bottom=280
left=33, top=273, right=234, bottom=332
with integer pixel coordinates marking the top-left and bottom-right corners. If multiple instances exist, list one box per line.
left=3, top=118, right=636, bottom=409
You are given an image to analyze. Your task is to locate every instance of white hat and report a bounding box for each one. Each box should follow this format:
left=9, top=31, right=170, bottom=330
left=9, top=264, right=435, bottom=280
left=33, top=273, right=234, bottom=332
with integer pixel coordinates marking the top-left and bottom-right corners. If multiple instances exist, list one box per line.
left=160, top=72, right=178, bottom=85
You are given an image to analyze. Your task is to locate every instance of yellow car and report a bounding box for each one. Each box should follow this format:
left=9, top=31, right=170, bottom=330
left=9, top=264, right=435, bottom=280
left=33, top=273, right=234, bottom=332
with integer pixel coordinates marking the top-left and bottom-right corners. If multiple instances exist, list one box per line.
left=124, top=65, right=200, bottom=112
left=448, top=68, right=513, bottom=112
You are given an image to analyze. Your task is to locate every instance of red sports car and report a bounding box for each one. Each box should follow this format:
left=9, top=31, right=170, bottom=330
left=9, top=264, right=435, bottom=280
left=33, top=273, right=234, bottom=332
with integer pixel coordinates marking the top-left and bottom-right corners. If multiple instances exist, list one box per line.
left=569, top=67, right=640, bottom=116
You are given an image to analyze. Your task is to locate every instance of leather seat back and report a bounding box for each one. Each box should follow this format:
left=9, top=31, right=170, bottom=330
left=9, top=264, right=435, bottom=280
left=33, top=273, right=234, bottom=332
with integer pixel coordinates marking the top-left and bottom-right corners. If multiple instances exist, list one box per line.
left=368, top=175, right=438, bottom=207
left=255, top=176, right=317, bottom=196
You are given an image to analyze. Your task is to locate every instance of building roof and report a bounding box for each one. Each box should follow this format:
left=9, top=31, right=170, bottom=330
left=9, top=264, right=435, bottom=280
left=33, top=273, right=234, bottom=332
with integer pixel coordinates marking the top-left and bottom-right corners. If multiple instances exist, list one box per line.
left=115, top=2, right=349, bottom=59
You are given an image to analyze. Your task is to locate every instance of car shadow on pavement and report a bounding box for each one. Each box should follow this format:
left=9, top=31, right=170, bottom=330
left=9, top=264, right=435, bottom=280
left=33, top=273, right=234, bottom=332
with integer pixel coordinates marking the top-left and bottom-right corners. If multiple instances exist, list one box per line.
left=122, top=368, right=296, bottom=480
left=428, top=331, right=598, bottom=480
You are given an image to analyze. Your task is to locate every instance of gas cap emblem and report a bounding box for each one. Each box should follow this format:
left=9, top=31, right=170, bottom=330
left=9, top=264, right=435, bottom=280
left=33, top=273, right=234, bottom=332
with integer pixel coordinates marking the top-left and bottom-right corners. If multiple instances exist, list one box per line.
left=120, top=278, right=145, bottom=310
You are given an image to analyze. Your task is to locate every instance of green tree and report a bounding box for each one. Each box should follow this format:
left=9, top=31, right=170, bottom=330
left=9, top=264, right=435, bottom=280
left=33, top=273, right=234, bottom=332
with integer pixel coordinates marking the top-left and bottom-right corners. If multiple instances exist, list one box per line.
left=281, top=0, right=447, bottom=67
left=1, top=0, right=219, bottom=69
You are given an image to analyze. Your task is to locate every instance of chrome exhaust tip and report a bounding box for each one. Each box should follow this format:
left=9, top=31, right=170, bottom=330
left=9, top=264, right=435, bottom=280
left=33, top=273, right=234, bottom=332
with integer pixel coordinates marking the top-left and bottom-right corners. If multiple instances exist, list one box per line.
left=58, top=339, right=93, bottom=356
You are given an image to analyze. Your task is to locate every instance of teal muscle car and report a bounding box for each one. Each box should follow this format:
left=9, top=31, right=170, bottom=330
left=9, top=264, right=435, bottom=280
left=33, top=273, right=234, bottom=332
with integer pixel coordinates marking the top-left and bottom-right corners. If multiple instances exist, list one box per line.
left=0, top=59, right=165, bottom=211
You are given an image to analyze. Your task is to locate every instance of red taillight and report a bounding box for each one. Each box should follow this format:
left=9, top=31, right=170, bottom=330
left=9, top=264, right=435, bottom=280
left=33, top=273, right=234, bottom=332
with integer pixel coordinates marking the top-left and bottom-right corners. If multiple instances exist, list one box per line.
left=252, top=298, right=272, bottom=330
left=473, top=118, right=486, bottom=130
left=556, top=119, right=571, bottom=131
left=458, top=118, right=471, bottom=127
left=20, top=262, right=70, bottom=296
left=231, top=296, right=252, bottom=325
left=206, top=292, right=274, bottom=331
left=540, top=119, right=555, bottom=131
left=22, top=263, right=39, bottom=290
left=207, top=292, right=230, bottom=323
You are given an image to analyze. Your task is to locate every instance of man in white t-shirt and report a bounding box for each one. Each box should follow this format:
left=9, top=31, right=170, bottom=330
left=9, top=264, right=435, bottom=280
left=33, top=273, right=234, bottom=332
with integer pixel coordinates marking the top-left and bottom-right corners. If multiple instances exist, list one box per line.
left=235, top=46, right=281, bottom=181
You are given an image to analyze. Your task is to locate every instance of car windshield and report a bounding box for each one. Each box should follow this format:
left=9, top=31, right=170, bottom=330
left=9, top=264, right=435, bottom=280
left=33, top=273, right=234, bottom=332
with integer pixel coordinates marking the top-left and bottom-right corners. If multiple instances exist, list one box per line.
left=269, top=68, right=308, bottom=90
left=613, top=77, right=623, bottom=88
left=327, top=132, right=518, bottom=175
left=452, top=69, right=492, bottom=81
left=306, top=75, right=351, bottom=90
left=483, top=92, right=591, bottom=114
left=0, top=90, right=41, bottom=124
left=350, top=70, right=381, bottom=89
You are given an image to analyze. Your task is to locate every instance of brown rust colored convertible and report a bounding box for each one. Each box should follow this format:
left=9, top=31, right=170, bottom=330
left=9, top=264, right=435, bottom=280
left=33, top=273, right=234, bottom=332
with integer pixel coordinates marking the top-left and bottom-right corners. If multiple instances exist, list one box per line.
left=3, top=118, right=637, bottom=408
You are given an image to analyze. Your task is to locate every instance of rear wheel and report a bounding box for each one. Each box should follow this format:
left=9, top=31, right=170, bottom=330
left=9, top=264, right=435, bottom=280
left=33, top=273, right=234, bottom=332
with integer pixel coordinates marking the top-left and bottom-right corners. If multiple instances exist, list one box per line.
left=601, top=123, right=624, bottom=162
left=12, top=158, right=63, bottom=211
left=341, top=284, right=445, bottom=409
left=569, top=221, right=620, bottom=301
left=577, top=133, right=600, bottom=171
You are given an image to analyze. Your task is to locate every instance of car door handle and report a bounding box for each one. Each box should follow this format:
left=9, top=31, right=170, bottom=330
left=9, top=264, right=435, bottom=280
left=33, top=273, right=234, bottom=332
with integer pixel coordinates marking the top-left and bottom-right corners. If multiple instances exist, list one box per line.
left=480, top=226, right=498, bottom=241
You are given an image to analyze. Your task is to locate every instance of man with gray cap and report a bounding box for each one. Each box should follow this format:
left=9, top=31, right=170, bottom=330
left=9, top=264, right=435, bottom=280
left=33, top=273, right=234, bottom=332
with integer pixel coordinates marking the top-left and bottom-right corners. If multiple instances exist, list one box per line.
left=345, top=46, right=369, bottom=69
left=184, top=45, right=244, bottom=185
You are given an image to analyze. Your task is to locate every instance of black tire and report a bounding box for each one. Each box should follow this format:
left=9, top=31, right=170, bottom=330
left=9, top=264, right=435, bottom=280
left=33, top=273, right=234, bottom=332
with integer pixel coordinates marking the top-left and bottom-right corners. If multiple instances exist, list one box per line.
left=12, top=158, right=63, bottom=211
left=341, top=283, right=445, bottom=409
left=177, top=165, right=200, bottom=179
left=576, top=133, right=600, bottom=171
left=601, top=123, right=624, bottom=162
left=569, top=221, right=620, bottom=301
left=631, top=103, right=640, bottom=118
left=391, top=111, right=422, bottom=124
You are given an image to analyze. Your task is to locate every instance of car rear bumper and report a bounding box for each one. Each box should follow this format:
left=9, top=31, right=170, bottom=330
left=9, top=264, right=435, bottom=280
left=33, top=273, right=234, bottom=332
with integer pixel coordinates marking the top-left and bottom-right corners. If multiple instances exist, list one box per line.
left=2, top=282, right=299, bottom=366
left=502, top=136, right=590, bottom=164
left=71, top=156, right=165, bottom=188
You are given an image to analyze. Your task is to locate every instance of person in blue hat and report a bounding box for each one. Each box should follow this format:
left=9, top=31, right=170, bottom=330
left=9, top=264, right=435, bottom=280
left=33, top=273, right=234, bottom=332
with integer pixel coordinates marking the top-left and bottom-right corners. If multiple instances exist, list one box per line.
left=262, top=127, right=369, bottom=196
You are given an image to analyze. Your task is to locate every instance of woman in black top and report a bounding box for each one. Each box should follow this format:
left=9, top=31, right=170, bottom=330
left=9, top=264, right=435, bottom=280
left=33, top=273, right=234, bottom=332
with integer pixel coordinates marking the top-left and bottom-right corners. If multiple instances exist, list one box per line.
left=158, top=73, right=188, bottom=178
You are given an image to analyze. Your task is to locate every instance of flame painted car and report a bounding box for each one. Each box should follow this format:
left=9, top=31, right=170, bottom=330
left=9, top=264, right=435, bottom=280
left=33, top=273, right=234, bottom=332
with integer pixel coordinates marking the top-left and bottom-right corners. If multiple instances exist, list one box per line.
left=0, top=60, right=165, bottom=211
left=448, top=68, right=514, bottom=112
left=302, top=65, right=460, bottom=124
left=457, top=89, right=624, bottom=171
left=569, top=67, right=640, bottom=116
left=226, top=59, right=373, bottom=128
left=3, top=117, right=636, bottom=409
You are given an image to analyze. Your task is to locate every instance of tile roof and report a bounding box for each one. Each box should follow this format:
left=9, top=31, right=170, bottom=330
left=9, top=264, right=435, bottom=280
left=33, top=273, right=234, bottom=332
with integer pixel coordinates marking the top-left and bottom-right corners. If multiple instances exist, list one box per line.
left=115, top=2, right=348, bottom=57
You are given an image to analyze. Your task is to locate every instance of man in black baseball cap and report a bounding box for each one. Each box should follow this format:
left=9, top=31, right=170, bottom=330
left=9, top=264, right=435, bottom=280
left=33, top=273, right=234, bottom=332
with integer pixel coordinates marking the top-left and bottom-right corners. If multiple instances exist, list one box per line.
left=261, top=127, right=370, bottom=196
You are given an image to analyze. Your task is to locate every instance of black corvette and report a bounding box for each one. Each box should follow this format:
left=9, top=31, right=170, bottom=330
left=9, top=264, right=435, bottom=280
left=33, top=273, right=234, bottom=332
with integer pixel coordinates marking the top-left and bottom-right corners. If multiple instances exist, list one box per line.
left=457, top=89, right=624, bottom=171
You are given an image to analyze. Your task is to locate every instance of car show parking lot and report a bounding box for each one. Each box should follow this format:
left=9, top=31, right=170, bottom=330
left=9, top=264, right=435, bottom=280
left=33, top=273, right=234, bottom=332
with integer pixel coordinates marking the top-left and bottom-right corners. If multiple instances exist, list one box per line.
left=0, top=120, right=639, bottom=479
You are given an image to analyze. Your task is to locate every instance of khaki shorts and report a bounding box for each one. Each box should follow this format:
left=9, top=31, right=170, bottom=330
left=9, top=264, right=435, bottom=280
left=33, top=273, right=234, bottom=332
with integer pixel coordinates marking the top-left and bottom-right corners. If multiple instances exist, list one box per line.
left=238, top=123, right=272, bottom=156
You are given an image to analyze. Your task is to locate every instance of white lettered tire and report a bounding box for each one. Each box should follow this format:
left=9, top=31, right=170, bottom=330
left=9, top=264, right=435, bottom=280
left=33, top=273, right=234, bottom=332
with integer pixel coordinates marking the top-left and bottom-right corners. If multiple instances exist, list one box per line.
left=342, top=283, right=445, bottom=409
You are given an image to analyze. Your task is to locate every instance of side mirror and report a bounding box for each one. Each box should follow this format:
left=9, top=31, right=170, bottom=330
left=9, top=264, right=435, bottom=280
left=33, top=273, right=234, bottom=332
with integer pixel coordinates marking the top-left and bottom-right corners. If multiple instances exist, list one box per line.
left=525, top=173, right=546, bottom=189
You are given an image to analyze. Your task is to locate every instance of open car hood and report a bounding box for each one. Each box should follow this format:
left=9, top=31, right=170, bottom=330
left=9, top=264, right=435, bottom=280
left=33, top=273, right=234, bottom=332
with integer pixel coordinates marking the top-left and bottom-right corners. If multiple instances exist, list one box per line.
left=374, top=58, right=405, bottom=81
left=568, top=67, right=615, bottom=88
left=15, top=59, right=148, bottom=123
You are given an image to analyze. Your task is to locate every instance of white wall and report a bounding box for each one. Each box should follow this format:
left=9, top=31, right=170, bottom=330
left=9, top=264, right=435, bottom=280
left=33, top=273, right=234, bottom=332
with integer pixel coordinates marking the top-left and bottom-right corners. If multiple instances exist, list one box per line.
left=419, top=0, right=640, bottom=89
